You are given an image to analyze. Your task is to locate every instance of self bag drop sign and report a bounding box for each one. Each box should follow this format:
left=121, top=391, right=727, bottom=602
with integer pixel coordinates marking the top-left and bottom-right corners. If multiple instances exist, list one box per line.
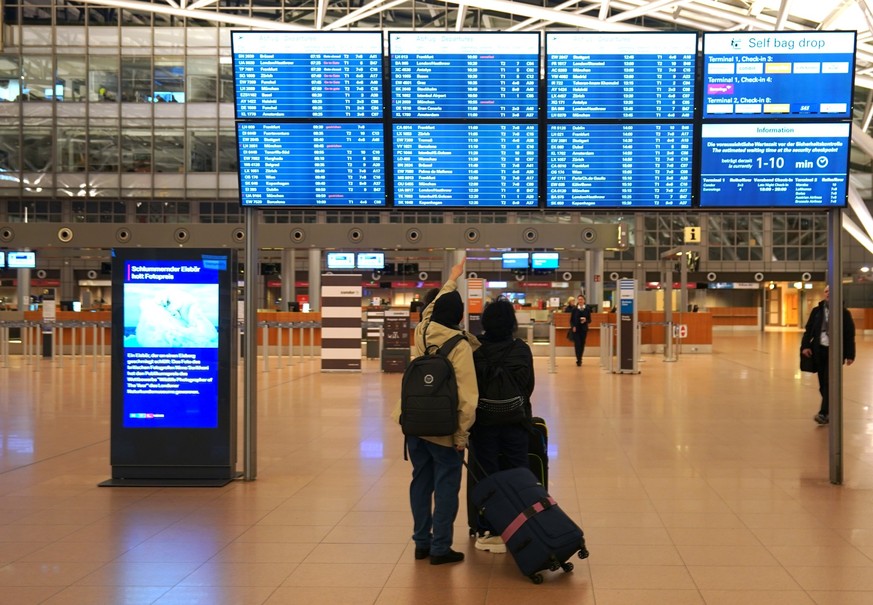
left=108, top=248, right=237, bottom=483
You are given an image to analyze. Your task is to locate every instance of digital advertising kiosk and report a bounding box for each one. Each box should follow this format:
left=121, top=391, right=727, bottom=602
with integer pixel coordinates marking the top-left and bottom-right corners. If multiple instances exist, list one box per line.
left=101, top=248, right=239, bottom=486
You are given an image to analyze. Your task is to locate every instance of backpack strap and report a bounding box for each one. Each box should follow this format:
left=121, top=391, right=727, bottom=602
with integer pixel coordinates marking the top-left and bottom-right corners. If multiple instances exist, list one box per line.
left=437, top=333, right=467, bottom=357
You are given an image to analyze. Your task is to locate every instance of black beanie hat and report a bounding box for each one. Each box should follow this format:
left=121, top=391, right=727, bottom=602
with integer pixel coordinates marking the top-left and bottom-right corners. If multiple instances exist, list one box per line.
left=481, top=299, right=517, bottom=340
left=431, top=291, right=464, bottom=327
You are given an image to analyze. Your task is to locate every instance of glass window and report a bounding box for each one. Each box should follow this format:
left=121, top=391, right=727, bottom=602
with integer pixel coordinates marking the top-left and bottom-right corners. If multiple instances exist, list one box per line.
left=72, top=200, right=126, bottom=223
left=154, top=129, right=184, bottom=173
left=56, top=56, right=86, bottom=102
left=121, top=128, right=150, bottom=173
left=187, top=57, right=217, bottom=102
left=88, top=128, right=119, bottom=172
left=57, top=125, right=87, bottom=172
left=219, top=61, right=234, bottom=102
left=218, top=131, right=237, bottom=172
left=121, top=57, right=151, bottom=102
left=0, top=127, right=20, bottom=171
left=89, top=56, right=118, bottom=102
left=0, top=55, right=22, bottom=102
left=189, top=130, right=216, bottom=172
left=153, top=59, right=184, bottom=103
left=21, top=56, right=53, bottom=101
left=22, top=129, right=52, bottom=172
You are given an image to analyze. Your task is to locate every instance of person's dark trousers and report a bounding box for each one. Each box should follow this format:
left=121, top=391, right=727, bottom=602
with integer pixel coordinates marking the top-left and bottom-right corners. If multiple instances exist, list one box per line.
left=407, top=436, right=463, bottom=557
left=574, top=328, right=589, bottom=363
left=814, top=344, right=830, bottom=417
left=470, top=424, right=529, bottom=533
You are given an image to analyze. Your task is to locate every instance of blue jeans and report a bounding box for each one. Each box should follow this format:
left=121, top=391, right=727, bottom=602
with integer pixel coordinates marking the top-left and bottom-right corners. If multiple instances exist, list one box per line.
left=406, top=436, right=463, bottom=556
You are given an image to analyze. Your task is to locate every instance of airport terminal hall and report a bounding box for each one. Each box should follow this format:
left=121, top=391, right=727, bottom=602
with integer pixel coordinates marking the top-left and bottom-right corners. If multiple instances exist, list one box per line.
left=7, top=0, right=873, bottom=604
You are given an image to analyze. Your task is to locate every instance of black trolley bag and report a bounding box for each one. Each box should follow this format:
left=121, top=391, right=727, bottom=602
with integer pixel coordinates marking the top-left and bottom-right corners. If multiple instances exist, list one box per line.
left=469, top=464, right=589, bottom=584
left=466, top=416, right=549, bottom=536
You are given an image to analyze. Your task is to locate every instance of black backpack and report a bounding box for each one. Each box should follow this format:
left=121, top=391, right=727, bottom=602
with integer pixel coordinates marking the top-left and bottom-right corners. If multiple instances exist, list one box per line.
left=400, top=333, right=467, bottom=437
left=474, top=339, right=528, bottom=426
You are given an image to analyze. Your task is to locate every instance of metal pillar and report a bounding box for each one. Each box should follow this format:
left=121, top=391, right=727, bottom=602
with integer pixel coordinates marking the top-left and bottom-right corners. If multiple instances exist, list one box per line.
left=244, top=206, right=258, bottom=481
left=828, top=208, right=843, bottom=485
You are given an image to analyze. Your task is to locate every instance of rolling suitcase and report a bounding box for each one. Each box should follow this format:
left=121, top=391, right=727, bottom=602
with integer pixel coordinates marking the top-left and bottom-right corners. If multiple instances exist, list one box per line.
left=466, top=417, right=549, bottom=536
left=470, top=465, right=589, bottom=584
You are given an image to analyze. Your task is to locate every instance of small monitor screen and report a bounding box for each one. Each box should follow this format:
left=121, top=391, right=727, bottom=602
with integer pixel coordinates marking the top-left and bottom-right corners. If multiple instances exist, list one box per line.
left=0, top=251, right=5, bottom=268
left=7, top=251, right=35, bottom=268
left=702, top=31, right=856, bottom=120
left=326, top=252, right=356, bottom=270
left=531, top=252, right=559, bottom=269
left=502, top=252, right=530, bottom=270
left=357, top=252, right=385, bottom=270
left=698, top=122, right=850, bottom=208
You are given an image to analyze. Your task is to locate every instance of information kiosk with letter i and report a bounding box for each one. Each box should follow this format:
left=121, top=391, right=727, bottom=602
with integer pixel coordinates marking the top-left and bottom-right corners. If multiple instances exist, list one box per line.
left=102, top=248, right=238, bottom=487
left=616, top=279, right=639, bottom=374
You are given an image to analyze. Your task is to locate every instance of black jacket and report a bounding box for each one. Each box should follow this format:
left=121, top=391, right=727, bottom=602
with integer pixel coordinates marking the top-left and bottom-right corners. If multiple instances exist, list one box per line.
left=801, top=301, right=856, bottom=361
left=474, top=335, right=535, bottom=408
left=570, top=304, right=592, bottom=333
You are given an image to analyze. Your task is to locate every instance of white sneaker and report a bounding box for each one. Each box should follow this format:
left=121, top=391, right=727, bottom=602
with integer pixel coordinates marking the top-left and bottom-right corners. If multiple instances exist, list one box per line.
left=475, top=532, right=507, bottom=553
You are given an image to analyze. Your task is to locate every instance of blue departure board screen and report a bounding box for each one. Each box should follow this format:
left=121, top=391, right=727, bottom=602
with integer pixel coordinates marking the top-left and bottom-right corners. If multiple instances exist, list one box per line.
left=546, top=32, right=697, bottom=120
left=547, top=123, right=692, bottom=208
left=237, top=122, right=385, bottom=207
left=702, top=32, right=856, bottom=120
left=389, top=32, right=539, bottom=119
left=699, top=123, right=850, bottom=208
left=231, top=31, right=384, bottom=119
left=393, top=123, right=538, bottom=208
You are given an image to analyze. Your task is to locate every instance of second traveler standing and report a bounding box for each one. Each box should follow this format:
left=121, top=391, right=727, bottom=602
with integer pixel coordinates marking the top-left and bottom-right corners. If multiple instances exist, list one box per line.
left=570, top=294, right=592, bottom=366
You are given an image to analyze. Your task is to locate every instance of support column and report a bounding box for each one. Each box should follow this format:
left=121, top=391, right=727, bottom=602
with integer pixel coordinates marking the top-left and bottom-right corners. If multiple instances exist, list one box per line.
left=17, top=268, right=31, bottom=310
left=282, top=248, right=295, bottom=311
left=828, top=208, right=843, bottom=485
left=308, top=249, right=322, bottom=311
left=60, top=262, right=75, bottom=302
left=585, top=249, right=604, bottom=311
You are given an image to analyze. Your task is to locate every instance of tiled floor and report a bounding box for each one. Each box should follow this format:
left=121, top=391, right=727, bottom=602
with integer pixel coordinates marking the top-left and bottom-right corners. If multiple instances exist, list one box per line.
left=2, top=330, right=873, bottom=604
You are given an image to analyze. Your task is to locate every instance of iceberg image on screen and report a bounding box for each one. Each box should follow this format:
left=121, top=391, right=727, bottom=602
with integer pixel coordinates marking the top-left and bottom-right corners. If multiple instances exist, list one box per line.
left=124, top=283, right=219, bottom=348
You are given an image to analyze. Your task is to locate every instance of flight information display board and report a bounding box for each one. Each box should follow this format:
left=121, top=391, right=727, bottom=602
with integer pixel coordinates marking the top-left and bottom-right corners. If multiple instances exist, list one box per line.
left=393, top=123, right=538, bottom=207
left=546, top=32, right=697, bottom=120
left=237, top=122, right=385, bottom=207
left=702, top=31, right=856, bottom=120
left=699, top=122, right=850, bottom=208
left=547, top=123, right=692, bottom=208
left=231, top=31, right=384, bottom=119
left=389, top=32, right=540, bottom=119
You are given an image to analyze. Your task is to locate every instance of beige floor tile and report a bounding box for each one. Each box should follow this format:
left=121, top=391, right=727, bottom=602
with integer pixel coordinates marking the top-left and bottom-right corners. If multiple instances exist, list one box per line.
left=75, top=561, right=201, bottom=587
left=806, top=592, right=873, bottom=605
left=587, top=544, right=683, bottom=566
left=374, top=587, right=487, bottom=605
left=676, top=544, right=780, bottom=567
left=699, top=590, right=816, bottom=605
left=210, top=541, right=315, bottom=563
left=40, top=585, right=171, bottom=605
left=589, top=565, right=696, bottom=590
left=592, top=589, right=704, bottom=605
left=264, top=586, right=381, bottom=605
left=767, top=545, right=873, bottom=567
left=785, top=565, right=873, bottom=591
left=0, top=586, right=66, bottom=605
left=0, top=561, right=103, bottom=587
left=687, top=565, right=802, bottom=590
left=282, top=562, right=397, bottom=587
left=178, top=561, right=294, bottom=587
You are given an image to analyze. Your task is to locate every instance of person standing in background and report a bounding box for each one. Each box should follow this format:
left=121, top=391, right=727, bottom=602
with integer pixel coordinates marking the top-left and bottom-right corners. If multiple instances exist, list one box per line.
left=570, top=294, right=592, bottom=366
left=801, top=285, right=856, bottom=425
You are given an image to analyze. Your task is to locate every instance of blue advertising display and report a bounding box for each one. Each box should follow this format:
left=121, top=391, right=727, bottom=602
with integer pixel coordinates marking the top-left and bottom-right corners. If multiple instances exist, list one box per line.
left=120, top=258, right=225, bottom=429
left=702, top=32, right=856, bottom=120
left=699, top=122, right=850, bottom=208
left=547, top=123, right=692, bottom=208
left=7, top=250, right=36, bottom=268
left=237, top=122, right=385, bottom=207
left=389, top=32, right=539, bottom=119
left=231, top=31, right=384, bottom=119
left=546, top=32, right=697, bottom=120
left=108, top=248, right=237, bottom=485
left=393, top=123, right=538, bottom=207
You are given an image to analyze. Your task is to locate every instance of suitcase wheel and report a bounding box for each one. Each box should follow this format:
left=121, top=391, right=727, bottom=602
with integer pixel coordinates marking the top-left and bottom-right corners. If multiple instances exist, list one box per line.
left=548, top=561, right=561, bottom=572
left=529, top=573, right=544, bottom=585
left=578, top=546, right=590, bottom=560
left=561, top=561, right=574, bottom=573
